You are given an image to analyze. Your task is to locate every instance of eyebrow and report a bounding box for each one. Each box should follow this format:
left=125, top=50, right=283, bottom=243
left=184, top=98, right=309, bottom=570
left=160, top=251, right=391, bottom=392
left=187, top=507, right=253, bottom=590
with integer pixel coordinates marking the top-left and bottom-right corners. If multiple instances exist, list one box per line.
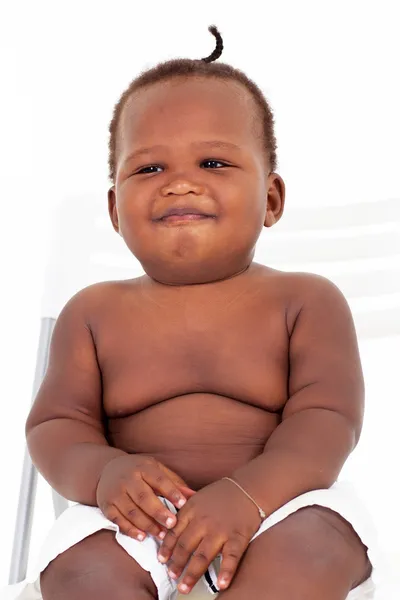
left=121, top=140, right=242, bottom=166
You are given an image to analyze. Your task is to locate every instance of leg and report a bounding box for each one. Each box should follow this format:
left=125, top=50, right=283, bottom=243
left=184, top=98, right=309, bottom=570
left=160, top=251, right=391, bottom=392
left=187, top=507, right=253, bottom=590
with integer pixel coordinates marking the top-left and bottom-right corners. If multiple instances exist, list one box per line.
left=218, top=505, right=372, bottom=600
left=40, top=529, right=158, bottom=600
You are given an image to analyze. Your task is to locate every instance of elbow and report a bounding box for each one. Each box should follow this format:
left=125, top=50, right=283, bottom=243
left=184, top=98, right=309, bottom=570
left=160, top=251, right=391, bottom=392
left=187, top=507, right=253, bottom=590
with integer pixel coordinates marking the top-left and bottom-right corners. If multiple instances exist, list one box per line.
left=25, top=414, right=35, bottom=439
left=323, top=407, right=360, bottom=452
left=25, top=413, right=46, bottom=439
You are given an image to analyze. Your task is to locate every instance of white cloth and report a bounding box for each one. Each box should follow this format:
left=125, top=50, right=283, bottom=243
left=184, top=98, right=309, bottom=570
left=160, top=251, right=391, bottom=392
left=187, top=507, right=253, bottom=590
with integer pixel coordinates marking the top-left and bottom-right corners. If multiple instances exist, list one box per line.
left=1, top=480, right=382, bottom=600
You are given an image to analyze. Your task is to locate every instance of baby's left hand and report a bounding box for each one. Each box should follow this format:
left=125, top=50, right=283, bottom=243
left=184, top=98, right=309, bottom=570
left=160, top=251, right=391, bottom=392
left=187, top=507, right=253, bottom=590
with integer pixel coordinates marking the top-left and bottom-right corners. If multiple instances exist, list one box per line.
left=157, top=478, right=261, bottom=594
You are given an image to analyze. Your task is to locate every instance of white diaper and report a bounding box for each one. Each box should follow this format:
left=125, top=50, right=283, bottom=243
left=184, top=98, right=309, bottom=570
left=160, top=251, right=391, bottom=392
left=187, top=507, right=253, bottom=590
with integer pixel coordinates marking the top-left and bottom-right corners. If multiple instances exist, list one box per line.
left=1, top=480, right=382, bottom=600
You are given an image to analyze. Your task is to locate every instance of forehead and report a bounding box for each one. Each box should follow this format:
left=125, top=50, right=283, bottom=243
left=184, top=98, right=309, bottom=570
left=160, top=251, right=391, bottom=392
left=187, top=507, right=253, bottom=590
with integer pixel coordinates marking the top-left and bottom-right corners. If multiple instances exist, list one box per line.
left=118, top=76, right=262, bottom=153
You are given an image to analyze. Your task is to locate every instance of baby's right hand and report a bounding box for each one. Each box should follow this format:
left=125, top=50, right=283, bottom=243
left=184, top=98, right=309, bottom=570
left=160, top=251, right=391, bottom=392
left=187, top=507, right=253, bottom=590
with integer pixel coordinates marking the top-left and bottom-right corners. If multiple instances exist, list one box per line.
left=96, top=454, right=196, bottom=541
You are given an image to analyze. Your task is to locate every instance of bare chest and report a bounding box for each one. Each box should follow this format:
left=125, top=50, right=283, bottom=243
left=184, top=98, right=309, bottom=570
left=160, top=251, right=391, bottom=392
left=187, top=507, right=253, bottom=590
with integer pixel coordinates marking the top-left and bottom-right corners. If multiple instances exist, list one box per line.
left=95, top=282, right=290, bottom=418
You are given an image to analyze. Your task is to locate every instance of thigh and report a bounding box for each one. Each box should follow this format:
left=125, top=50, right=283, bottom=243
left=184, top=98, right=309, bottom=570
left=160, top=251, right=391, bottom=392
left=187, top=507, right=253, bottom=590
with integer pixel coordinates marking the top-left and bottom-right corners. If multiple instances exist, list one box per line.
left=218, top=505, right=372, bottom=600
left=40, top=529, right=157, bottom=600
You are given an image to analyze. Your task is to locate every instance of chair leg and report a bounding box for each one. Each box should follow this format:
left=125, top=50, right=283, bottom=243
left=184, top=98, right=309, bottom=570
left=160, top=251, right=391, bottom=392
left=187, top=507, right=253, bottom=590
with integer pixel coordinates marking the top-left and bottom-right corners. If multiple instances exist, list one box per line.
left=8, top=450, right=38, bottom=584
left=8, top=318, right=56, bottom=584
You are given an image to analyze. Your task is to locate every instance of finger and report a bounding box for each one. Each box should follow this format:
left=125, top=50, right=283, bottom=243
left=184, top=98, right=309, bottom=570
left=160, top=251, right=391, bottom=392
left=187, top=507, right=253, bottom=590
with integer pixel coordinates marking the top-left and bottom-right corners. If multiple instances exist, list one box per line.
left=217, top=537, right=248, bottom=591
left=157, top=512, right=190, bottom=564
left=101, top=503, right=149, bottom=541
left=166, top=526, right=204, bottom=582
left=176, top=485, right=197, bottom=499
left=161, top=465, right=193, bottom=490
left=153, top=466, right=193, bottom=509
left=126, top=476, right=179, bottom=531
left=177, top=537, right=224, bottom=595
left=122, top=498, right=170, bottom=539
left=113, top=486, right=170, bottom=539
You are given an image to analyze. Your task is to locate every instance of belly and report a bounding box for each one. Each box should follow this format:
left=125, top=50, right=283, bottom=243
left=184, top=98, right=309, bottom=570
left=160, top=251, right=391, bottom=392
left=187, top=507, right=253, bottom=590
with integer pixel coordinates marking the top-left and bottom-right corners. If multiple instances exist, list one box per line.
left=106, top=394, right=281, bottom=490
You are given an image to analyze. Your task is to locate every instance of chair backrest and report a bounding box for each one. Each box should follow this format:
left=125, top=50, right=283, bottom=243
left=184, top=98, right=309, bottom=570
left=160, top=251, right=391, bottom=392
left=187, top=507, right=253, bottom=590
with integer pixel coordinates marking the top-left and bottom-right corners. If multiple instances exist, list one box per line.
left=41, top=192, right=400, bottom=338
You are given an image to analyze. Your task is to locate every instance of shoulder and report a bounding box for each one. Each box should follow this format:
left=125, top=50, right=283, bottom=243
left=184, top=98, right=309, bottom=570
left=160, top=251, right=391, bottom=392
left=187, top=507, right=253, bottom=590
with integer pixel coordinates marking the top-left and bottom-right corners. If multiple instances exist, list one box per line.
left=282, top=270, right=346, bottom=300
left=254, top=264, right=350, bottom=334
left=255, top=263, right=346, bottom=301
left=58, top=277, right=142, bottom=323
left=284, top=272, right=354, bottom=341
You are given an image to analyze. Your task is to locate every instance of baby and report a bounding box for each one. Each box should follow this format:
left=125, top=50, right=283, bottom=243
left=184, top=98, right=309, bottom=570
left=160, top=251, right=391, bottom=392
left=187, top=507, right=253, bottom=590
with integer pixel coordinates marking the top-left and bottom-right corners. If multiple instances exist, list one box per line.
left=21, top=26, right=376, bottom=600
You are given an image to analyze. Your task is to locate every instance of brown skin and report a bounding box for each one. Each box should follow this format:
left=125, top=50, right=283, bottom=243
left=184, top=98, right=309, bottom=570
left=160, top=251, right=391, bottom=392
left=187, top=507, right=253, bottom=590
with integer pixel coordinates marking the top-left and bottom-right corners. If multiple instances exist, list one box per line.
left=109, top=76, right=283, bottom=286
left=33, top=76, right=372, bottom=599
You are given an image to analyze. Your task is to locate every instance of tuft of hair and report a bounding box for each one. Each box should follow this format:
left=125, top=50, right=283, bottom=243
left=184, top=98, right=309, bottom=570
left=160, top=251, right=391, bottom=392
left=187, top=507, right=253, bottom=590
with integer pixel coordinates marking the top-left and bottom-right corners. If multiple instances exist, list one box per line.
left=108, top=25, right=278, bottom=183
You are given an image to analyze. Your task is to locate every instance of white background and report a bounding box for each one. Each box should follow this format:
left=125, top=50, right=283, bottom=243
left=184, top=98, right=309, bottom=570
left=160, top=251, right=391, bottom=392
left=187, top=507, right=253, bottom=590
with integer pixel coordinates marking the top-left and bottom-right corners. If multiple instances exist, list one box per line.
left=0, top=0, right=399, bottom=594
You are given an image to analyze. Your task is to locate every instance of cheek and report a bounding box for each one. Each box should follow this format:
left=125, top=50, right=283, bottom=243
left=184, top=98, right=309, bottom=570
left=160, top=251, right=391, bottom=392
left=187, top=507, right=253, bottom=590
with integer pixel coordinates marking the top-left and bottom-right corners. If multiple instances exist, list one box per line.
left=230, top=188, right=266, bottom=230
left=117, top=186, right=149, bottom=221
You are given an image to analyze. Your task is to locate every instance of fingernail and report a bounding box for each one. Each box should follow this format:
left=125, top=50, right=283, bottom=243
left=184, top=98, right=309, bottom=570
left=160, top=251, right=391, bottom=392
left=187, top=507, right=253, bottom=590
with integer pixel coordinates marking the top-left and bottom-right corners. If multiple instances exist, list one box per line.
left=158, top=554, right=167, bottom=563
left=179, top=583, right=189, bottom=592
left=137, top=533, right=145, bottom=541
left=168, top=569, right=178, bottom=579
left=177, top=497, right=186, bottom=508
left=158, top=531, right=166, bottom=540
left=166, top=517, right=175, bottom=527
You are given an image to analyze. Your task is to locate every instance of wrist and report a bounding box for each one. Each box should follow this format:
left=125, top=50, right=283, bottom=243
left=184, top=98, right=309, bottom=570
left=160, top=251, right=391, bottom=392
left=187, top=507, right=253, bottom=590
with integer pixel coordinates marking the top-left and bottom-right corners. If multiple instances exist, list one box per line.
left=220, top=477, right=264, bottom=531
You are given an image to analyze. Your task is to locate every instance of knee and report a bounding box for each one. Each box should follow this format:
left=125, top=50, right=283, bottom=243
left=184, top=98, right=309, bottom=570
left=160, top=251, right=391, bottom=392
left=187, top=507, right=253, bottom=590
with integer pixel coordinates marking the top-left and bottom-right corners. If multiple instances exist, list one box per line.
left=294, top=506, right=372, bottom=587
left=41, top=560, right=106, bottom=599
left=40, top=530, right=157, bottom=600
left=41, top=561, right=155, bottom=600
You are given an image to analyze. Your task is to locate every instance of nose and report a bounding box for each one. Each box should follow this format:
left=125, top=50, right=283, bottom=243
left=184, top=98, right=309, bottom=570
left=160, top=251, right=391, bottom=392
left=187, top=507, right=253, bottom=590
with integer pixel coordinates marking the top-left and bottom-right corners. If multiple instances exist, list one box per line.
left=161, top=178, right=206, bottom=196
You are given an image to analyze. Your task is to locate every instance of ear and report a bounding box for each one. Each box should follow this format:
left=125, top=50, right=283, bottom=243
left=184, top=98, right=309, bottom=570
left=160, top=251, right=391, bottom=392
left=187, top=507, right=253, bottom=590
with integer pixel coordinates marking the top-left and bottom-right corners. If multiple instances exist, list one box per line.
left=108, top=186, right=121, bottom=235
left=264, top=173, right=286, bottom=228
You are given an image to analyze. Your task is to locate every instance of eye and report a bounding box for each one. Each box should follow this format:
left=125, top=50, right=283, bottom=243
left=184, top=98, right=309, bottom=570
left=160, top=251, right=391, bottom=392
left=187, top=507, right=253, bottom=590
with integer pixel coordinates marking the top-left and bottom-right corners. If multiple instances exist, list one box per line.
left=201, top=159, right=228, bottom=169
left=134, top=159, right=229, bottom=176
left=135, top=165, right=162, bottom=175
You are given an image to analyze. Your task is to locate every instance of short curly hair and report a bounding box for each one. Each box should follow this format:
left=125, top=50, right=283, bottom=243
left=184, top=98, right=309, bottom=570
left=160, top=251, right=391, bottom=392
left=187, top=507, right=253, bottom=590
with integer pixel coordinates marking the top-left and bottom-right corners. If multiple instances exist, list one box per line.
left=107, top=26, right=278, bottom=184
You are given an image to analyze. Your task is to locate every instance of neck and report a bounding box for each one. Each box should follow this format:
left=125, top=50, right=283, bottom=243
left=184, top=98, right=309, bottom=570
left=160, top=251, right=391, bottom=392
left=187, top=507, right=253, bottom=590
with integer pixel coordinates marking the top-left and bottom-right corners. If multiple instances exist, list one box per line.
left=145, top=263, right=253, bottom=288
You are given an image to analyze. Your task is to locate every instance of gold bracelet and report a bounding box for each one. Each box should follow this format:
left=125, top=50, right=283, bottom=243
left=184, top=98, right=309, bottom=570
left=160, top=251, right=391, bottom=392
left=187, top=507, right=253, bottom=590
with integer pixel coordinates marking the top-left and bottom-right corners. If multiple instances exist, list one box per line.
left=222, top=477, right=266, bottom=520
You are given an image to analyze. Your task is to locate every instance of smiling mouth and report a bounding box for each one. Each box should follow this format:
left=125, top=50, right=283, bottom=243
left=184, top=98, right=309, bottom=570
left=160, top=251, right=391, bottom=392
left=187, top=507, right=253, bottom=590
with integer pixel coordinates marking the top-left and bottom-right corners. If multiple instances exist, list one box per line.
left=159, top=214, right=216, bottom=223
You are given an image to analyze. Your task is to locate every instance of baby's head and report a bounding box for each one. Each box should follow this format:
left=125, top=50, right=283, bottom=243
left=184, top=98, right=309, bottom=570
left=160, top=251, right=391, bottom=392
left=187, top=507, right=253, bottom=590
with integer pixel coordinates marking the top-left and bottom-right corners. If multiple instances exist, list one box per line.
left=108, top=26, right=285, bottom=286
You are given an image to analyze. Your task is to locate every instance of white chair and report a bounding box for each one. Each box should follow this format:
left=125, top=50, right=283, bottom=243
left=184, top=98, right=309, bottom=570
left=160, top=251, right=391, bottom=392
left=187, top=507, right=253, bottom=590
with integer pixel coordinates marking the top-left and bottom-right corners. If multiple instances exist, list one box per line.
left=8, top=193, right=400, bottom=597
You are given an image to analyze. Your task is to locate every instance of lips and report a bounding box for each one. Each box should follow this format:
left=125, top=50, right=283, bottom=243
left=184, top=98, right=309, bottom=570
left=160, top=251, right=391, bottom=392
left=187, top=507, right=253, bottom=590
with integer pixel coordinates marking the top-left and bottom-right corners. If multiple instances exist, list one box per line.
left=162, top=214, right=211, bottom=222
left=158, top=206, right=215, bottom=220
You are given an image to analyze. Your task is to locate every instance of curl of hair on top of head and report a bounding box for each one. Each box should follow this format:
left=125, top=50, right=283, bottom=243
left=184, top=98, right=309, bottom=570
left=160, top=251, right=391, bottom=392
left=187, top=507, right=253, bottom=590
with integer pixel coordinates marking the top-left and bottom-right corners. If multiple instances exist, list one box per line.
left=108, top=25, right=278, bottom=183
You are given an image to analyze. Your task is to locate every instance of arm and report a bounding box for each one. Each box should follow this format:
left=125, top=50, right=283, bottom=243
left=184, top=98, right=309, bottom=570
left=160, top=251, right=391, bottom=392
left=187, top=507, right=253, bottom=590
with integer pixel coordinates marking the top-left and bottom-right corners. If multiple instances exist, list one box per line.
left=230, top=274, right=364, bottom=517
left=25, top=285, right=127, bottom=506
